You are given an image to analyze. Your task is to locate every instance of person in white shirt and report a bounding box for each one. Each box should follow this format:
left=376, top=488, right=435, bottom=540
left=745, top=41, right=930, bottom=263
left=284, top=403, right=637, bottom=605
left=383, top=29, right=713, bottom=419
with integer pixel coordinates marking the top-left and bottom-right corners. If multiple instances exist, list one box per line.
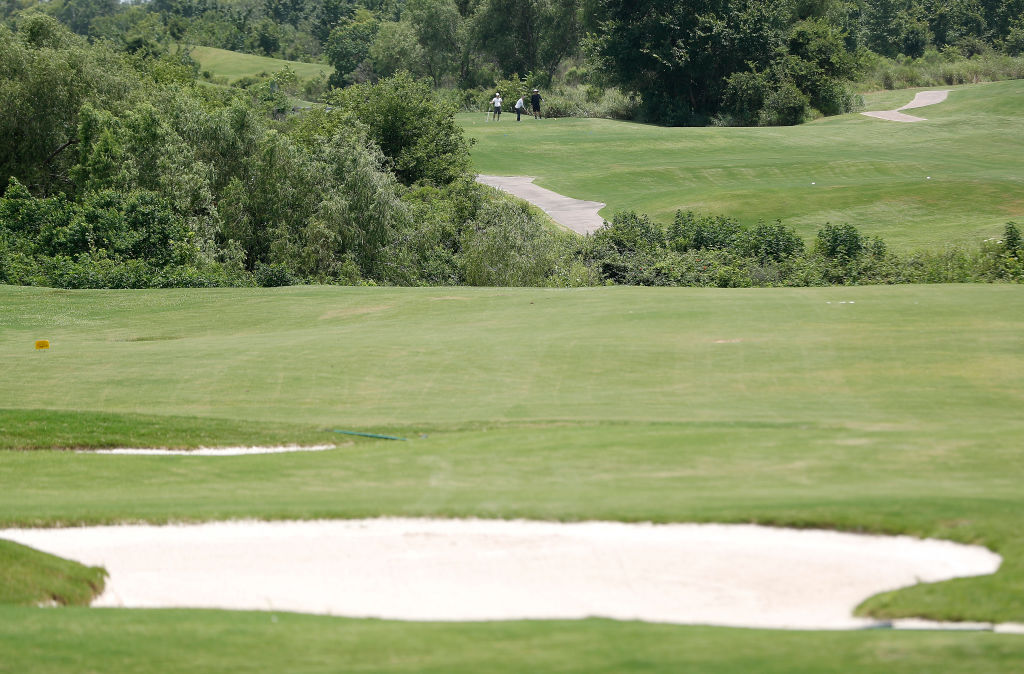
left=490, top=93, right=503, bottom=121
left=514, top=95, right=526, bottom=121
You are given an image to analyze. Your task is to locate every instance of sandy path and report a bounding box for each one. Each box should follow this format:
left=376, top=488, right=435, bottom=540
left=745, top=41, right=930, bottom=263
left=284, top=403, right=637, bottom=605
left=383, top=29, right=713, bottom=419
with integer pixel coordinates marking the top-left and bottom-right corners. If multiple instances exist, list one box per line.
left=476, top=175, right=606, bottom=234
left=861, top=90, right=950, bottom=122
left=2, top=518, right=1002, bottom=630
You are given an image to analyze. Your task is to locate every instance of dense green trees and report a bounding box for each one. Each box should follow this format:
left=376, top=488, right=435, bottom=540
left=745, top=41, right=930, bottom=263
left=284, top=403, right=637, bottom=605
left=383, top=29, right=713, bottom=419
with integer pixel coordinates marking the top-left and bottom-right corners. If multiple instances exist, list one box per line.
left=325, top=8, right=377, bottom=84
left=0, top=19, right=595, bottom=289
left=5, top=0, right=1022, bottom=125
left=323, top=72, right=472, bottom=185
left=586, top=0, right=869, bottom=124
left=2, top=3, right=1023, bottom=292
left=587, top=0, right=793, bottom=123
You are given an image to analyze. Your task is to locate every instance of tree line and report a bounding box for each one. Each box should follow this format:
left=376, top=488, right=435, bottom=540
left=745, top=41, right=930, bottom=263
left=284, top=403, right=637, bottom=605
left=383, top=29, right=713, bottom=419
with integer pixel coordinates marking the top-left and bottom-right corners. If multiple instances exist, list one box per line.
left=1, top=15, right=1021, bottom=291
left=3, top=0, right=1023, bottom=124
left=0, top=16, right=590, bottom=288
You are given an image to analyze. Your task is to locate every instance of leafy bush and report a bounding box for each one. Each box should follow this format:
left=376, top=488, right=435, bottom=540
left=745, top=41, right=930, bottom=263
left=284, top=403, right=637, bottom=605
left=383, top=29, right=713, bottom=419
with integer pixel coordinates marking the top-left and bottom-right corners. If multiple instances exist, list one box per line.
left=735, top=220, right=805, bottom=262
left=584, top=212, right=1023, bottom=288
left=667, top=211, right=742, bottom=252
left=758, top=80, right=810, bottom=126
left=1004, top=222, right=1022, bottom=254
left=458, top=196, right=572, bottom=287
left=325, top=72, right=471, bottom=186
left=815, top=223, right=864, bottom=260
left=724, top=71, right=769, bottom=125
left=253, top=262, right=297, bottom=287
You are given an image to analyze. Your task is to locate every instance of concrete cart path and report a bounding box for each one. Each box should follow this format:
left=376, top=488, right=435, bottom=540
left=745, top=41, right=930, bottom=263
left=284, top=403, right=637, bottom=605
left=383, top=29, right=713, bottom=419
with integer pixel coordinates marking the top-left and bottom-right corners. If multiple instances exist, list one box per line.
left=476, top=175, right=606, bottom=234
left=861, top=89, right=950, bottom=122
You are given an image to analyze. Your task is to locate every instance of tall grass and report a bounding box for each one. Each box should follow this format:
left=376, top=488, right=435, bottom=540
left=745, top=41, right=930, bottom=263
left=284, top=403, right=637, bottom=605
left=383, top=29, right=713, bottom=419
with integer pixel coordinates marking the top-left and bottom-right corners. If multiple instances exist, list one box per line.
left=856, top=49, right=1024, bottom=91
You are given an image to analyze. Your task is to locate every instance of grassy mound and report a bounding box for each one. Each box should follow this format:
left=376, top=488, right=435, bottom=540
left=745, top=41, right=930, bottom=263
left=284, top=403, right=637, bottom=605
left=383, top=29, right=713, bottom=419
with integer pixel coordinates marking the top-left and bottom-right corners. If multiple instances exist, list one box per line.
left=0, top=540, right=105, bottom=606
left=465, top=80, right=1024, bottom=249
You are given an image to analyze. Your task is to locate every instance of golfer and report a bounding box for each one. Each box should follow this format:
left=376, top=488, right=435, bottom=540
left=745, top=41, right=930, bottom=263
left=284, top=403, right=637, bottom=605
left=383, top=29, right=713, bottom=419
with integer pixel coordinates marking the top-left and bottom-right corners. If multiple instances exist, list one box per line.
left=531, top=89, right=542, bottom=119
left=490, top=92, right=503, bottom=121
left=514, top=94, right=527, bottom=121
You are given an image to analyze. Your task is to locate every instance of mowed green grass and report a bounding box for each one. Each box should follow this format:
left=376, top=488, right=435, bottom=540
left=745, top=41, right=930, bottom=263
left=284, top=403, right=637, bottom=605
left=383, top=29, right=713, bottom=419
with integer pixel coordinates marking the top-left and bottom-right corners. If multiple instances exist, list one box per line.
left=2, top=284, right=1023, bottom=670
left=464, top=80, right=1024, bottom=249
left=3, top=607, right=1023, bottom=674
left=187, top=45, right=332, bottom=84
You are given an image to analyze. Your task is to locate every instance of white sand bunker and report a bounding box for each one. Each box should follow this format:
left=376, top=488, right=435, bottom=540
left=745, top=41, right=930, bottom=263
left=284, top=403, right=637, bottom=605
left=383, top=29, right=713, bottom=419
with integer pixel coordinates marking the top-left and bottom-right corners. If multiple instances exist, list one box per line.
left=476, top=175, right=606, bottom=234
left=79, top=444, right=338, bottom=456
left=1, top=519, right=1001, bottom=630
left=861, top=90, right=950, bottom=122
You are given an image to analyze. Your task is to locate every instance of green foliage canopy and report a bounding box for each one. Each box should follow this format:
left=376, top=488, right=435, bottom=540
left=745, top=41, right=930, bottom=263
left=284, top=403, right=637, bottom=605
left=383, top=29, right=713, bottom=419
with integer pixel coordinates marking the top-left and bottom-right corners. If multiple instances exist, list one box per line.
left=587, top=0, right=793, bottom=123
left=324, top=71, right=473, bottom=186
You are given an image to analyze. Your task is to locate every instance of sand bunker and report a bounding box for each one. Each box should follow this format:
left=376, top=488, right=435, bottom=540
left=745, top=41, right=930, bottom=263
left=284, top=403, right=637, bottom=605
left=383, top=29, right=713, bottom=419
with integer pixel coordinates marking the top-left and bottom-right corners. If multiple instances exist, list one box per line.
left=78, top=445, right=338, bottom=456
left=1, top=518, right=1001, bottom=630
left=861, top=90, right=950, bottom=122
left=476, top=175, right=606, bottom=234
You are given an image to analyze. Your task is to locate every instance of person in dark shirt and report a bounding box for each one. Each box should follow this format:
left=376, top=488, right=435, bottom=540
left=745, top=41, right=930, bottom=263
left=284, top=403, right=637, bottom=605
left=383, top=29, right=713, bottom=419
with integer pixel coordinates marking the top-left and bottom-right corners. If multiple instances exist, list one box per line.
left=531, top=89, right=542, bottom=119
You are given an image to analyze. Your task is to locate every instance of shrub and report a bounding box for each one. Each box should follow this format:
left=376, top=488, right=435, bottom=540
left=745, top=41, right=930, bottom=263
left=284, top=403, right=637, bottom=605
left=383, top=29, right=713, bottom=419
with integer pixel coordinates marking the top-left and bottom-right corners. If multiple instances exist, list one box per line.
left=593, top=211, right=663, bottom=255
left=253, top=261, right=297, bottom=287
left=667, top=211, right=741, bottom=252
left=325, top=72, right=472, bottom=186
left=458, top=198, right=566, bottom=286
left=758, top=80, right=809, bottom=126
left=808, top=76, right=855, bottom=116
left=735, top=220, right=804, bottom=262
left=815, top=223, right=864, bottom=260
left=724, top=71, right=769, bottom=125
left=1004, top=222, right=1022, bottom=254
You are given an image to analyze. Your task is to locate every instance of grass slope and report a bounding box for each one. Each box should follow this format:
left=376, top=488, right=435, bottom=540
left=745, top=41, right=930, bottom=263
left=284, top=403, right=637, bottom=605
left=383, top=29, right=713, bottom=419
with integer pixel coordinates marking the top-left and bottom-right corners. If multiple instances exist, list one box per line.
left=0, top=409, right=351, bottom=450
left=0, top=541, right=105, bottom=606
left=2, top=608, right=1023, bottom=674
left=2, top=284, right=1023, bottom=670
left=464, top=80, right=1024, bottom=249
left=186, top=45, right=332, bottom=84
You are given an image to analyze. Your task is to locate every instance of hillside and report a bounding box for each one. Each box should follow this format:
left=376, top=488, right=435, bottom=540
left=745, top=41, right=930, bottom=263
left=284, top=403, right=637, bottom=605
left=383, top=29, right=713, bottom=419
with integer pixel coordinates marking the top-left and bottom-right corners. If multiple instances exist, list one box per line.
left=467, top=80, right=1024, bottom=249
left=187, top=45, right=332, bottom=85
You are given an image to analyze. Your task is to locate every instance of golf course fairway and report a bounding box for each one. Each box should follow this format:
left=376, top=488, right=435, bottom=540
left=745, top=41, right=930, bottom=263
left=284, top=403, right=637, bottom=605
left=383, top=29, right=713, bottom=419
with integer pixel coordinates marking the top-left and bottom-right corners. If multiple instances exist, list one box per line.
left=464, top=79, right=1024, bottom=249
left=2, top=284, right=1023, bottom=670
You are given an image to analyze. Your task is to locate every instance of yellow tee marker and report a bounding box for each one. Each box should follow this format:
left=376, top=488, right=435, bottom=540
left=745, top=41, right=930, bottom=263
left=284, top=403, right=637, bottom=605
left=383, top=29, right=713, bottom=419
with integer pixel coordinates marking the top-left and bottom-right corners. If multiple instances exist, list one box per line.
left=35, top=340, right=50, bottom=350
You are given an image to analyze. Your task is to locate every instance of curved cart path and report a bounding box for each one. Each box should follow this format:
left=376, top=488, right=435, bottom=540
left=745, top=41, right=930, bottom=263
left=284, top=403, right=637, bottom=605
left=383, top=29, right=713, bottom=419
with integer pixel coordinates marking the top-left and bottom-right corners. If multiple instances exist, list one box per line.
left=861, top=89, right=950, bottom=122
left=476, top=175, right=606, bottom=234
left=2, top=518, right=1006, bottom=631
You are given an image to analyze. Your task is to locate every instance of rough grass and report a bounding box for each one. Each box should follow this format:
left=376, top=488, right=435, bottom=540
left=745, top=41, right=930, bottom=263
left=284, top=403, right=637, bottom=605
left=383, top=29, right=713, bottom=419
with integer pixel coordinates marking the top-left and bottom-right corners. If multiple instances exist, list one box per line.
left=464, top=80, right=1024, bottom=250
